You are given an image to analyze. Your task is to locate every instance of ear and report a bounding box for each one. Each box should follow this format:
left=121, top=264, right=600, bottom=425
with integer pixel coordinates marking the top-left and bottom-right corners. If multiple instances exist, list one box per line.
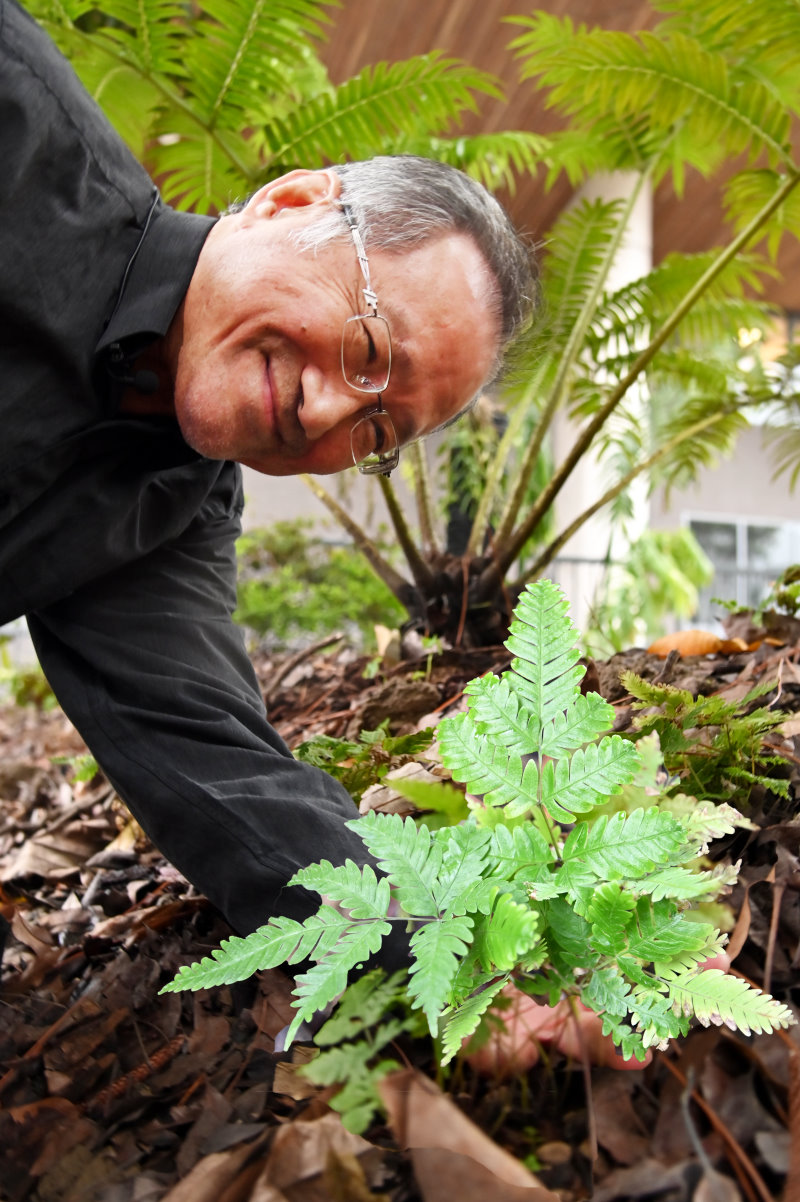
left=245, top=169, right=341, bottom=219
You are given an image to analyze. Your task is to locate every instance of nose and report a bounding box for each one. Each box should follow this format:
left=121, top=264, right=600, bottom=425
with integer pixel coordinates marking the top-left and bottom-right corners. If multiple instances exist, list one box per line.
left=297, top=364, right=366, bottom=443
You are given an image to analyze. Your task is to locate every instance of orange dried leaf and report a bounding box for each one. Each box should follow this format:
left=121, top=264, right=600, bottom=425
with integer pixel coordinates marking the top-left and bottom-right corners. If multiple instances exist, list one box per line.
left=647, top=630, right=724, bottom=658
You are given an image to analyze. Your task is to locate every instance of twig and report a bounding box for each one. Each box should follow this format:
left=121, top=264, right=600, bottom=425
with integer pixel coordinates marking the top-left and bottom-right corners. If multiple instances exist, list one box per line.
left=263, top=633, right=345, bottom=703
left=660, top=1055, right=775, bottom=1202
left=38, top=787, right=114, bottom=837
left=762, top=879, right=785, bottom=996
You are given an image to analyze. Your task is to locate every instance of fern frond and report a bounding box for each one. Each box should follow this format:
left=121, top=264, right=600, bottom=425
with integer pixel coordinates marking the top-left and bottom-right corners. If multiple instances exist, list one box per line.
left=582, top=967, right=632, bottom=1018
left=543, top=738, right=641, bottom=826
left=463, top=674, right=541, bottom=754
left=313, top=969, right=409, bottom=1046
left=398, top=130, right=551, bottom=194
left=408, top=916, right=474, bottom=1035
left=290, top=861, right=391, bottom=920
left=511, top=15, right=794, bottom=172
left=583, top=882, right=637, bottom=953
left=631, top=862, right=740, bottom=902
left=476, top=893, right=541, bottom=972
left=346, top=811, right=440, bottom=917
left=628, top=985, right=689, bottom=1047
left=540, top=692, right=617, bottom=759
left=539, top=199, right=629, bottom=346
left=161, top=908, right=354, bottom=992
left=431, top=823, right=493, bottom=915
left=255, top=55, right=501, bottom=171
left=627, top=902, right=715, bottom=963
left=724, top=168, right=800, bottom=259
left=439, top=977, right=508, bottom=1065
left=187, top=0, right=331, bottom=126
left=437, top=714, right=541, bottom=817
left=504, top=581, right=585, bottom=725
left=597, top=1012, right=650, bottom=1061
left=658, top=0, right=800, bottom=109
left=286, top=917, right=392, bottom=1044
left=489, top=823, right=555, bottom=881
left=556, top=808, right=685, bottom=890
left=667, top=969, right=795, bottom=1035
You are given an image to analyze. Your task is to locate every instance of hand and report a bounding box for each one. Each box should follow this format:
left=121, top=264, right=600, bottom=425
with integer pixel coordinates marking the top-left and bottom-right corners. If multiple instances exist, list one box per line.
left=468, top=952, right=730, bottom=1077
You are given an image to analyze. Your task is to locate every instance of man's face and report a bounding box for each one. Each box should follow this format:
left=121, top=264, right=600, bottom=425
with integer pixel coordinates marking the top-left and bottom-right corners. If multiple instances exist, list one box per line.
left=166, top=170, right=498, bottom=476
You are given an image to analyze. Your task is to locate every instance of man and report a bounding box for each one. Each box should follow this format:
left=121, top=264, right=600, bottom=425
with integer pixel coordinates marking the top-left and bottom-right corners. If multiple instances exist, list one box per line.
left=1, top=0, right=534, bottom=958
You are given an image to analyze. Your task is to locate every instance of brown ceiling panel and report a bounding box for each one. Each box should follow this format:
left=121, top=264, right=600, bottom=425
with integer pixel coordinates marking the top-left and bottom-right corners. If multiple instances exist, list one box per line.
left=319, top=1, right=800, bottom=310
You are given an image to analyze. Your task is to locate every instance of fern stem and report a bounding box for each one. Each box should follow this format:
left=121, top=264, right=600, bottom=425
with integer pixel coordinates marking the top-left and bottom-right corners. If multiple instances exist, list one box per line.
left=492, top=171, right=652, bottom=556
left=511, top=406, right=736, bottom=590
left=481, top=165, right=800, bottom=599
left=377, top=477, right=438, bottom=595
left=299, top=474, right=415, bottom=606
left=409, top=442, right=440, bottom=559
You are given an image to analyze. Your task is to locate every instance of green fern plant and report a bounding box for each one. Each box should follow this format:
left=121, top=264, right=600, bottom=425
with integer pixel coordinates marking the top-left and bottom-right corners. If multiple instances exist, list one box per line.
left=162, top=580, right=795, bottom=1062
left=622, top=673, right=790, bottom=808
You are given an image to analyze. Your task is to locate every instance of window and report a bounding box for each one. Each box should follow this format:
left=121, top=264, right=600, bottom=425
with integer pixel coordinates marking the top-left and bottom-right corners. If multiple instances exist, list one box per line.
left=689, top=516, right=800, bottom=625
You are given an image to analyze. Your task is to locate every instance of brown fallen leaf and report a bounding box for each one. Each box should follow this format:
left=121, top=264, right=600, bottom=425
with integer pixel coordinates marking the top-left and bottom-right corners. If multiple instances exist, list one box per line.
left=249, top=1112, right=385, bottom=1202
left=651, top=630, right=761, bottom=658
left=379, top=1067, right=558, bottom=1202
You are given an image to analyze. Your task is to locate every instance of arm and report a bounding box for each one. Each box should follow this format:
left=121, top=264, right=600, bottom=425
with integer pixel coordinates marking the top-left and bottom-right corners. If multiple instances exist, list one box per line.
left=27, top=469, right=392, bottom=946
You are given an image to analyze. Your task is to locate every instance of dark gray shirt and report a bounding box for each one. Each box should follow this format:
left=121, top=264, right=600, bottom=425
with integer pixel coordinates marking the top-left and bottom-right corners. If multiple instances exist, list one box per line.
left=1, top=0, right=390, bottom=946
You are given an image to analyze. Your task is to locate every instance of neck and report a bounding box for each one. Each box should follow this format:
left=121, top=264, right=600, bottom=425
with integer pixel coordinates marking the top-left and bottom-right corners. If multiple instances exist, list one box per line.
left=118, top=341, right=176, bottom=417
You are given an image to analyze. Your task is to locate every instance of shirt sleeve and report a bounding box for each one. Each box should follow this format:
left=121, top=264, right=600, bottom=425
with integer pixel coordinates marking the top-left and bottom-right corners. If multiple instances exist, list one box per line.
left=26, top=467, right=406, bottom=965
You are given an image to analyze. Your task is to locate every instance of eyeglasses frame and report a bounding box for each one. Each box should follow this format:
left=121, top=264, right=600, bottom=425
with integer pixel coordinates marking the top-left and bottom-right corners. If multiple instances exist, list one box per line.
left=340, top=203, right=399, bottom=477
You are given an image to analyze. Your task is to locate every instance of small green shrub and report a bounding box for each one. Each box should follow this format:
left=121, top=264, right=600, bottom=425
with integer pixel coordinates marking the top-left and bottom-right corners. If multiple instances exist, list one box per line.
left=234, top=520, right=406, bottom=649
left=163, top=580, right=794, bottom=1066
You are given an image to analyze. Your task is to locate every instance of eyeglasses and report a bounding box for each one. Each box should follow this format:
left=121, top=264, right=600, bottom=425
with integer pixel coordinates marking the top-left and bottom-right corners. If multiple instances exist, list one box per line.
left=340, top=203, right=399, bottom=476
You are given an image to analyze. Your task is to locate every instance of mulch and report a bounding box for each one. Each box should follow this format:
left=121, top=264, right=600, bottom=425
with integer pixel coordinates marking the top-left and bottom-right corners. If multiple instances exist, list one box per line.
left=1, top=623, right=799, bottom=1202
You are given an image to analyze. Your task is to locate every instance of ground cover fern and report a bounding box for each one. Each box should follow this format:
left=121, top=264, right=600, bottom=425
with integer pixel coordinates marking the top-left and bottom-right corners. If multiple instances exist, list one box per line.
left=162, top=580, right=794, bottom=1066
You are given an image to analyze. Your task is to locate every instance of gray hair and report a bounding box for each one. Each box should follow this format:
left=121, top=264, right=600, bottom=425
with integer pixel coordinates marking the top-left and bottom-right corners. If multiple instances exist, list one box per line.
left=290, top=156, right=538, bottom=374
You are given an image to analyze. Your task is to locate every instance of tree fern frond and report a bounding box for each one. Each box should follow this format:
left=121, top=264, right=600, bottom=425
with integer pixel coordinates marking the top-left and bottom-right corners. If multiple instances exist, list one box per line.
left=408, top=916, right=474, bottom=1035
left=439, top=977, right=507, bottom=1065
left=255, top=55, right=502, bottom=173
left=667, top=969, right=795, bottom=1035
left=187, top=0, right=332, bottom=125
left=724, top=169, right=800, bottom=260
left=540, top=199, right=629, bottom=346
left=511, top=16, right=794, bottom=171
left=657, top=0, right=800, bottom=108
left=395, top=130, right=552, bottom=194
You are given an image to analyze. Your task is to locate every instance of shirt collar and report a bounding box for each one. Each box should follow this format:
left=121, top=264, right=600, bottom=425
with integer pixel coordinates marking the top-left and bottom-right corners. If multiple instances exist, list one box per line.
left=96, top=200, right=216, bottom=356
